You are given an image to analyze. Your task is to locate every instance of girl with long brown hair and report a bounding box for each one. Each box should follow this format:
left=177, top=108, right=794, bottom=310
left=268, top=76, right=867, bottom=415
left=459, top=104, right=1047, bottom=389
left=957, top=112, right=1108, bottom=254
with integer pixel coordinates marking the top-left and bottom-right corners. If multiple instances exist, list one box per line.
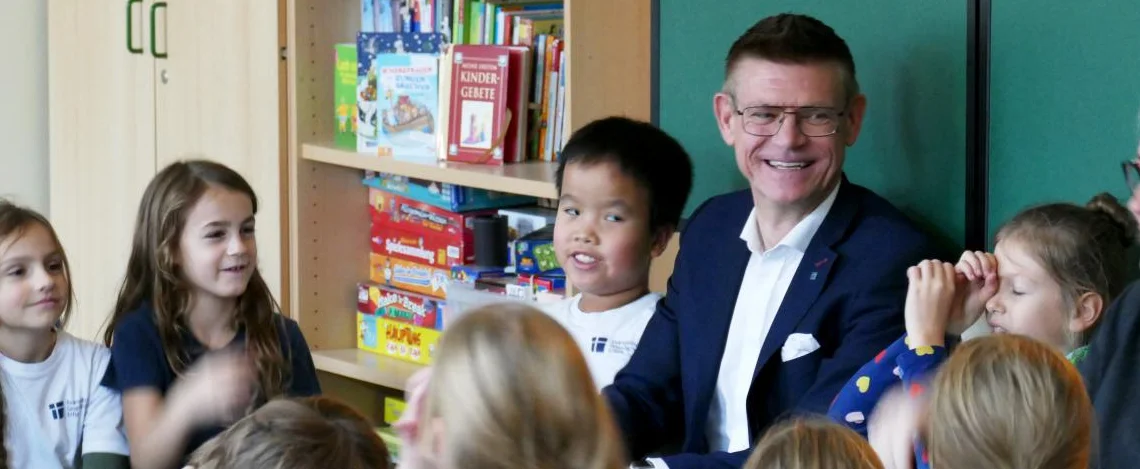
left=99, top=160, right=320, bottom=469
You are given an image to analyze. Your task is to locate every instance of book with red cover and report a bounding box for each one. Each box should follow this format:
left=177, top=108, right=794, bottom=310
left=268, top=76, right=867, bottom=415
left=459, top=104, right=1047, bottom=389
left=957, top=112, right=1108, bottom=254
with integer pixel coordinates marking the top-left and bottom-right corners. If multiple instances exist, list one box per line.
left=445, top=44, right=529, bottom=165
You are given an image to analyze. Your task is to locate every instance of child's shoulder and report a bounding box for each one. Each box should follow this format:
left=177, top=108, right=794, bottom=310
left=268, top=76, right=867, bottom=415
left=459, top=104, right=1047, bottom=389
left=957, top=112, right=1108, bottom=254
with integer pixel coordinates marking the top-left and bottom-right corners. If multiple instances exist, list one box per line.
left=54, top=331, right=113, bottom=372
left=114, top=301, right=160, bottom=334
left=275, top=313, right=303, bottom=339
left=613, top=292, right=662, bottom=316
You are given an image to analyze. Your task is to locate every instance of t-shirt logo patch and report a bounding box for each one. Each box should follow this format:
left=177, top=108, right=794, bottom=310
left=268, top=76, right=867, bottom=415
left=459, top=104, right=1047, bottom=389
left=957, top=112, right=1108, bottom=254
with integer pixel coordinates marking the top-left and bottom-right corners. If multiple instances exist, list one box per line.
left=590, top=337, right=638, bottom=356
left=48, top=401, right=65, bottom=420
left=47, top=398, right=86, bottom=420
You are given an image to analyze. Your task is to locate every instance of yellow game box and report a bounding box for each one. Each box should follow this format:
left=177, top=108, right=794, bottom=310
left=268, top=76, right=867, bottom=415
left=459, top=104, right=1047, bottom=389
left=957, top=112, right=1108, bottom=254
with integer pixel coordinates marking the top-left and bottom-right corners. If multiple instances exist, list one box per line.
left=383, top=397, right=406, bottom=425
left=357, top=312, right=442, bottom=366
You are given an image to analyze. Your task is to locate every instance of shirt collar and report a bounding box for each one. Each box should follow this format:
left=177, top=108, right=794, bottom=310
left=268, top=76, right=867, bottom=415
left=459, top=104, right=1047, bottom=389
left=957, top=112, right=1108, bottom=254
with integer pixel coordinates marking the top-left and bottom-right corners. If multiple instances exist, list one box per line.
left=739, top=181, right=841, bottom=255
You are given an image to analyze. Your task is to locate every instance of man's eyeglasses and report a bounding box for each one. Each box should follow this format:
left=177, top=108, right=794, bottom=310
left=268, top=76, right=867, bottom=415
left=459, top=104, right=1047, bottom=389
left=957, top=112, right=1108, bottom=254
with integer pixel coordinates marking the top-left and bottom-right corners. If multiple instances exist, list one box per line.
left=1123, top=160, right=1140, bottom=190
left=733, top=105, right=847, bottom=137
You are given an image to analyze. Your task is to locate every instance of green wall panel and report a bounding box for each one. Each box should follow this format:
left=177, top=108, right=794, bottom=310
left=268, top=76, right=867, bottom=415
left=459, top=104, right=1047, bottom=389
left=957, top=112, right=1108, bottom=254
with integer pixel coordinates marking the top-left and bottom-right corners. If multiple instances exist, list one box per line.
left=988, top=2, right=1140, bottom=241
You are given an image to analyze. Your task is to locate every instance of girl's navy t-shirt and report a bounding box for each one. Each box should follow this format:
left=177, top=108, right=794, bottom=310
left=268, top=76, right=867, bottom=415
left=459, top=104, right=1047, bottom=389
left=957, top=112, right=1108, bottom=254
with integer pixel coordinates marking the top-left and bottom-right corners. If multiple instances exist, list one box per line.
left=100, top=302, right=321, bottom=463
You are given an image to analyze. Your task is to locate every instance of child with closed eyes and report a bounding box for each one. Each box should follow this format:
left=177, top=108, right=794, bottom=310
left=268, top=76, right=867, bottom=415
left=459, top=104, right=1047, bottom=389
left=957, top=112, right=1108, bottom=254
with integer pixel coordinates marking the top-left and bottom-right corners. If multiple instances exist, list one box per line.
left=829, top=193, right=1133, bottom=468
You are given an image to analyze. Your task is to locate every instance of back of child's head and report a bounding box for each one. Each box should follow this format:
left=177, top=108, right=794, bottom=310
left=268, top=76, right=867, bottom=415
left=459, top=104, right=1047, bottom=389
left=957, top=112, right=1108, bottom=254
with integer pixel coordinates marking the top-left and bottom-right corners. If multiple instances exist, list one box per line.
left=995, top=192, right=1138, bottom=344
left=555, top=116, right=694, bottom=234
left=419, top=303, right=625, bottom=469
left=102, top=160, right=287, bottom=398
left=925, top=334, right=1092, bottom=469
left=186, top=396, right=389, bottom=469
left=743, top=417, right=883, bottom=469
left=0, top=199, right=74, bottom=325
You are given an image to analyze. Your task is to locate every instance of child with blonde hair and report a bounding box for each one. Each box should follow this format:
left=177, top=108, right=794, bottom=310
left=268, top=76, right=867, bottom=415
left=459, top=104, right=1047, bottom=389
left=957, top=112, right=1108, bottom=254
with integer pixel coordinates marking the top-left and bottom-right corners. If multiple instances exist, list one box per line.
left=0, top=200, right=130, bottom=468
left=831, top=193, right=1135, bottom=438
left=743, top=418, right=883, bottom=469
left=396, top=303, right=626, bottom=469
left=923, top=334, right=1092, bottom=469
left=184, top=396, right=390, bottom=469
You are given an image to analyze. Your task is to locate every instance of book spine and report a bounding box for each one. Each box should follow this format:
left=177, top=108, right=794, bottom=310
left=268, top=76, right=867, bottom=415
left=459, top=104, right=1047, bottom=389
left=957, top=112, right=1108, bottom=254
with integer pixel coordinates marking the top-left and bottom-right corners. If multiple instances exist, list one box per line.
left=553, top=49, right=566, bottom=159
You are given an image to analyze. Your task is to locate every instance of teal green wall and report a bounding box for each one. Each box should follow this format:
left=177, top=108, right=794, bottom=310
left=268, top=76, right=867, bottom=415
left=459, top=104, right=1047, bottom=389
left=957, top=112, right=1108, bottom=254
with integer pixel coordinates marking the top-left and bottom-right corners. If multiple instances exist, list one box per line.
left=987, top=2, right=1140, bottom=241
left=659, top=1, right=968, bottom=248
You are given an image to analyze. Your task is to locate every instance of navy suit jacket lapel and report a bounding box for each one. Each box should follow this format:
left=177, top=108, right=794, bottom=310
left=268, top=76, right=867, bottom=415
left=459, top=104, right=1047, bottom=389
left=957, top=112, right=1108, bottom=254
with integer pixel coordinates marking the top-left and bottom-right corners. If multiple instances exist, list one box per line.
left=752, top=180, right=859, bottom=380
left=688, top=196, right=753, bottom=438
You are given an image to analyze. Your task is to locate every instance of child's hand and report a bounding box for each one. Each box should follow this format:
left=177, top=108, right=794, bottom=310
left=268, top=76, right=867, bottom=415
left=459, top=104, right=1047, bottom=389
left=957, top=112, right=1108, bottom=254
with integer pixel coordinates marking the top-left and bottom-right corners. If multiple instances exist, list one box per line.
left=395, top=367, right=433, bottom=469
left=904, top=260, right=958, bottom=348
left=168, top=350, right=255, bottom=427
left=869, top=385, right=921, bottom=469
left=948, top=251, right=999, bottom=335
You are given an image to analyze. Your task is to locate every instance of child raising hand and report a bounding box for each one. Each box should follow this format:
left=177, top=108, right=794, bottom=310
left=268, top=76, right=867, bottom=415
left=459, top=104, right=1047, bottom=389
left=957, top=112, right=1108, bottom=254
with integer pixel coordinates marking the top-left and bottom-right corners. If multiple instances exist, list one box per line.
left=101, top=160, right=321, bottom=469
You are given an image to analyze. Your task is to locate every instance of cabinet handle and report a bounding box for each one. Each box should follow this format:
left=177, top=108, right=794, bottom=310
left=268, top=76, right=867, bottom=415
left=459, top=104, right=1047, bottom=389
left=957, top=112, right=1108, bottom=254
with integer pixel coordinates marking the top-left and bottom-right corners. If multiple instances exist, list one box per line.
left=125, top=0, right=143, bottom=54
left=150, top=1, right=168, bottom=59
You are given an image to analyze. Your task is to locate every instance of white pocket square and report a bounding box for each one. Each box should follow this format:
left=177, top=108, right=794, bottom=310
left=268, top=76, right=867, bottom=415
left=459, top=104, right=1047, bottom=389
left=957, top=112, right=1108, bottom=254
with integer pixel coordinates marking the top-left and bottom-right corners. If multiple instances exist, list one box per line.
left=781, top=333, right=821, bottom=362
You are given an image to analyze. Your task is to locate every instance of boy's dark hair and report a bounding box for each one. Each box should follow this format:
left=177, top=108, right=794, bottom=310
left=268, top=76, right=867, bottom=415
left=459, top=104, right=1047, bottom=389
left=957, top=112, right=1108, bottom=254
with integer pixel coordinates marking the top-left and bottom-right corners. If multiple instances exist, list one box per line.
left=555, top=116, right=693, bottom=234
left=725, top=13, right=858, bottom=101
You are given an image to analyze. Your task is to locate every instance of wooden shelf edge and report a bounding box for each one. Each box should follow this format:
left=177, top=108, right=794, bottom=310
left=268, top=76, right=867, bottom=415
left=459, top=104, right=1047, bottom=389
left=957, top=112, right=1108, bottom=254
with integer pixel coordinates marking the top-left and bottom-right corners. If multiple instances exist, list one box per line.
left=302, top=142, right=559, bottom=199
left=312, top=348, right=424, bottom=391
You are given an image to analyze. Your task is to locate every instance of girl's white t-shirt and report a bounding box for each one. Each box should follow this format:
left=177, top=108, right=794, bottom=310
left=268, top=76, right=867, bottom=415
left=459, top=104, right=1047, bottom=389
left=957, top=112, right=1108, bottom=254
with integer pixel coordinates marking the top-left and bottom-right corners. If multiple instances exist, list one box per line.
left=0, top=331, right=130, bottom=468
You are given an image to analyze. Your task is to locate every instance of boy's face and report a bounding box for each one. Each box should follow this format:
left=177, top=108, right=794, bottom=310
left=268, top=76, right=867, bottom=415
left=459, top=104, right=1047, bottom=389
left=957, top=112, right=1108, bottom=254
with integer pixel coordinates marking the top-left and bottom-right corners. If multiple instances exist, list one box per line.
left=554, top=161, right=667, bottom=311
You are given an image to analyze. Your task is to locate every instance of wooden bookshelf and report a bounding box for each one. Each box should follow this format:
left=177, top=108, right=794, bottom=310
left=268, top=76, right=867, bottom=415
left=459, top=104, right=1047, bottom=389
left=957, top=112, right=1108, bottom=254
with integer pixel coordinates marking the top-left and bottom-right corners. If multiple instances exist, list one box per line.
left=286, top=0, right=653, bottom=416
left=303, top=143, right=558, bottom=199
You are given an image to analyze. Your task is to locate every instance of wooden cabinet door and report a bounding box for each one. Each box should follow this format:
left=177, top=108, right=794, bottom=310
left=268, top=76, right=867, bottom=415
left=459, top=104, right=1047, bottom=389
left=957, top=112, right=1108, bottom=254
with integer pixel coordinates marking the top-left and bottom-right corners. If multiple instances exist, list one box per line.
left=152, top=0, right=289, bottom=306
left=48, top=0, right=157, bottom=342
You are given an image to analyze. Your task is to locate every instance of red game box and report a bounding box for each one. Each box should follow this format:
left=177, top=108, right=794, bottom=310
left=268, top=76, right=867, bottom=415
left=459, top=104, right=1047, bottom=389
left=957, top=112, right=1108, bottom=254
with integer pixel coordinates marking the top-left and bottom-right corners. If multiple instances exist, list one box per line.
left=369, top=187, right=497, bottom=248
left=371, top=222, right=466, bottom=267
left=357, top=282, right=445, bottom=330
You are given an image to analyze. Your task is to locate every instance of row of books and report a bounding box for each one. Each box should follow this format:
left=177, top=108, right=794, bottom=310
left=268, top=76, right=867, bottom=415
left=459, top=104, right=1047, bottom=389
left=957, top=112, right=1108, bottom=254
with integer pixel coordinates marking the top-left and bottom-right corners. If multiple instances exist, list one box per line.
left=361, top=0, right=564, bottom=48
left=335, top=30, right=567, bottom=165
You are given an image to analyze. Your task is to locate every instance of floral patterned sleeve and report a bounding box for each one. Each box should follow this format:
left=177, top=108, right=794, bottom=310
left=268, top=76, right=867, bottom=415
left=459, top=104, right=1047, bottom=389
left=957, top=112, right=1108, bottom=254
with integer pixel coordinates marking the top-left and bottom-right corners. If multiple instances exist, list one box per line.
left=827, top=334, right=911, bottom=436
left=896, top=341, right=949, bottom=469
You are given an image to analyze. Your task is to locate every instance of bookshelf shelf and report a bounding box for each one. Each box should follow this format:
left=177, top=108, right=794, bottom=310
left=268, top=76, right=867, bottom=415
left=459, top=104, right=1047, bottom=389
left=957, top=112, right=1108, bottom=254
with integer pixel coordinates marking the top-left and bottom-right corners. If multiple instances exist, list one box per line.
left=303, top=143, right=559, bottom=199
left=312, top=348, right=424, bottom=391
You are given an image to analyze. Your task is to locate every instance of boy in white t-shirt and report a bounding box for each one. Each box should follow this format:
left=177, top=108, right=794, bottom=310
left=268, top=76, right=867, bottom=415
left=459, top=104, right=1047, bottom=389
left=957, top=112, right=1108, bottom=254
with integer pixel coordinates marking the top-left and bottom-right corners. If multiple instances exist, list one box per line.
left=544, top=116, right=694, bottom=389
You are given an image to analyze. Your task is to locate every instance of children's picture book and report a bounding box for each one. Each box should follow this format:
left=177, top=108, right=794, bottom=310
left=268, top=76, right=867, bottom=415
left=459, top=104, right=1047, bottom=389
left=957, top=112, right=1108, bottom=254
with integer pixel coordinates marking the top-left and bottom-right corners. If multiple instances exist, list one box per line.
left=334, top=43, right=358, bottom=149
left=358, top=53, right=439, bottom=160
left=357, top=32, right=445, bottom=161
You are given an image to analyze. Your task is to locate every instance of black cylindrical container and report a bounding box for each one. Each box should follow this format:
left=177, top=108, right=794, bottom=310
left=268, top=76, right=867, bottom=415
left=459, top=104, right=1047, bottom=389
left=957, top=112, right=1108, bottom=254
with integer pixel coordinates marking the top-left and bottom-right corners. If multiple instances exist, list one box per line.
left=473, top=215, right=509, bottom=267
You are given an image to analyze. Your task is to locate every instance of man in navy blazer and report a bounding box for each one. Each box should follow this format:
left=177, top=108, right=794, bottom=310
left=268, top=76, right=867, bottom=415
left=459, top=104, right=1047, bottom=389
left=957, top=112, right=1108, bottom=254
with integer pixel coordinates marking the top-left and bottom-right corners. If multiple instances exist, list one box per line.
left=604, top=14, right=939, bottom=469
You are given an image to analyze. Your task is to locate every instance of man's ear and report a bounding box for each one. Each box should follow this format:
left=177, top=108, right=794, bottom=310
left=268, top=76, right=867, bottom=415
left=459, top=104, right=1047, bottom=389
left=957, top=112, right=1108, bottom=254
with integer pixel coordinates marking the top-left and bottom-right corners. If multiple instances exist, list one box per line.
left=843, top=93, right=868, bottom=147
left=713, top=92, right=738, bottom=147
left=1070, top=291, right=1105, bottom=336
